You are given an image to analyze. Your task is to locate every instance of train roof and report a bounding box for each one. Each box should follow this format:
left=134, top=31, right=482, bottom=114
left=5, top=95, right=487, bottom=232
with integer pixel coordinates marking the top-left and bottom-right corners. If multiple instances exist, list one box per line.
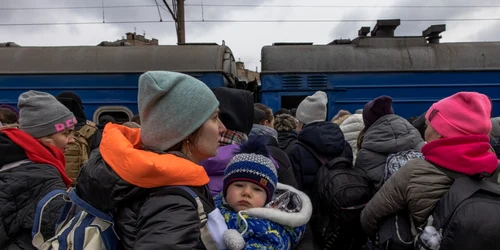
left=0, top=44, right=233, bottom=74
left=261, top=37, right=500, bottom=73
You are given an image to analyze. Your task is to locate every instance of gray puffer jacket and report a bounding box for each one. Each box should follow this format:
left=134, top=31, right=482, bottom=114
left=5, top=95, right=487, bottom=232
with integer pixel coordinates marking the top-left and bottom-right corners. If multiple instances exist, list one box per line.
left=355, top=114, right=425, bottom=190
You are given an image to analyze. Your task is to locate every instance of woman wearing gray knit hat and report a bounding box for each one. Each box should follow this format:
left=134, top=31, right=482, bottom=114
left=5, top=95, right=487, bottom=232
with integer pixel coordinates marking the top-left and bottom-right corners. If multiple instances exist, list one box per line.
left=18, top=90, right=77, bottom=152
left=295, top=91, right=328, bottom=131
left=76, top=71, right=229, bottom=249
left=0, top=90, right=75, bottom=249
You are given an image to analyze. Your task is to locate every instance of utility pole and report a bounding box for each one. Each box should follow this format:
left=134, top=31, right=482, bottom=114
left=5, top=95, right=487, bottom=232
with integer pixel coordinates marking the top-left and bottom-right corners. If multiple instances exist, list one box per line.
left=163, top=0, right=186, bottom=44
left=177, top=0, right=185, bottom=44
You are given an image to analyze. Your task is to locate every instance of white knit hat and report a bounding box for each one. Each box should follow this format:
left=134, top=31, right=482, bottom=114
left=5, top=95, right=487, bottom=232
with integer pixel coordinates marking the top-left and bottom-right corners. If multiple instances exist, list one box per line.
left=296, top=91, right=328, bottom=125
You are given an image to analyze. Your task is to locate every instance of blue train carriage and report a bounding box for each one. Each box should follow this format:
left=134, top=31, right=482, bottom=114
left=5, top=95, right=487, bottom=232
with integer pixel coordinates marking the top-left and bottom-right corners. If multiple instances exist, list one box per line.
left=260, top=19, right=500, bottom=120
left=0, top=43, right=238, bottom=123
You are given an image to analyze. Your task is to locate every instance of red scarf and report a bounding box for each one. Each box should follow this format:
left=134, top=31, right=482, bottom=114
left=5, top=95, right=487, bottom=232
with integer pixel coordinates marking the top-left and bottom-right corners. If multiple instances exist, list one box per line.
left=422, top=135, right=498, bottom=176
left=2, top=128, right=72, bottom=187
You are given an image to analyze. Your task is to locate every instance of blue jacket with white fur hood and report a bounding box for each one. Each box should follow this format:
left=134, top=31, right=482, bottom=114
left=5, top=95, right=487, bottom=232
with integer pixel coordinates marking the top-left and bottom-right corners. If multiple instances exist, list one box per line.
left=215, top=183, right=312, bottom=250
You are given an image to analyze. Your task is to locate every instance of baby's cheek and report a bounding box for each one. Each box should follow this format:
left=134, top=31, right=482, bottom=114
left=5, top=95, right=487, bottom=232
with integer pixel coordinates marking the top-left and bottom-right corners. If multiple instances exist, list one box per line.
left=258, top=194, right=267, bottom=206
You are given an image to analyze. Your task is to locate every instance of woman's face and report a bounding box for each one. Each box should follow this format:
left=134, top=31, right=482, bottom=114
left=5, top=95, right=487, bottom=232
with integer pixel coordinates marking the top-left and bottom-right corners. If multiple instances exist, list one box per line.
left=188, top=109, right=226, bottom=163
left=424, top=120, right=441, bottom=143
left=39, top=127, right=75, bottom=152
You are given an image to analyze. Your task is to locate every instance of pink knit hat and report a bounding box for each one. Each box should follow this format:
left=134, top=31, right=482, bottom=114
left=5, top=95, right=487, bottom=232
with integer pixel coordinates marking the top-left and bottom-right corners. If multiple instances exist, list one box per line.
left=425, top=92, right=492, bottom=137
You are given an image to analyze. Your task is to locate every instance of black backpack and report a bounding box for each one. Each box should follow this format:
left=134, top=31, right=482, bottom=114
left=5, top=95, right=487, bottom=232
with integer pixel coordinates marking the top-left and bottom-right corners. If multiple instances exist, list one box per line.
left=298, top=141, right=372, bottom=250
left=415, top=175, right=500, bottom=250
left=375, top=209, right=414, bottom=250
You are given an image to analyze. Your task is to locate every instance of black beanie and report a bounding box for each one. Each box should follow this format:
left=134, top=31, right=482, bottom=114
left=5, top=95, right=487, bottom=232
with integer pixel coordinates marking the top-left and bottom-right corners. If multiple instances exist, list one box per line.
left=57, top=91, right=83, bottom=108
left=56, top=91, right=86, bottom=121
left=212, top=88, right=254, bottom=135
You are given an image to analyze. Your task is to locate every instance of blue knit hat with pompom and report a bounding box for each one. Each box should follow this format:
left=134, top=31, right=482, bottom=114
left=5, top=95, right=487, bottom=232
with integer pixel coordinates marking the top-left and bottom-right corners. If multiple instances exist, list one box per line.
left=223, top=136, right=278, bottom=204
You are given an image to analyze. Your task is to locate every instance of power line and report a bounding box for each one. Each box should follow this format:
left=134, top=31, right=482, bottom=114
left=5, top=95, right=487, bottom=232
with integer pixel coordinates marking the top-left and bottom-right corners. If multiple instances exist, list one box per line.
left=101, top=0, right=105, bottom=23
left=2, top=4, right=500, bottom=11
left=153, top=0, right=163, bottom=22
left=1, top=18, right=500, bottom=26
left=190, top=4, right=500, bottom=8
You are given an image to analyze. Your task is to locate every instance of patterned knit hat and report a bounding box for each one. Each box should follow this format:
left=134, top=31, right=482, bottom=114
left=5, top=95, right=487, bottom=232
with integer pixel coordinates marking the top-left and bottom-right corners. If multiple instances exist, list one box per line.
left=223, top=136, right=278, bottom=204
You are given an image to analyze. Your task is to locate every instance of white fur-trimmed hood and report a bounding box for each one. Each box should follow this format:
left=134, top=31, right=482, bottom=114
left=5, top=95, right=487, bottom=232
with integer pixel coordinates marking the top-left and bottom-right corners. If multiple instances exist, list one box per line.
left=241, top=183, right=312, bottom=227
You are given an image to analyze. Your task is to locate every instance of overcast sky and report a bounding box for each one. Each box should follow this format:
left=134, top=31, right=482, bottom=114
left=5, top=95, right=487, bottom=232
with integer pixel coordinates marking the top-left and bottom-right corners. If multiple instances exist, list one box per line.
left=1, top=0, right=500, bottom=71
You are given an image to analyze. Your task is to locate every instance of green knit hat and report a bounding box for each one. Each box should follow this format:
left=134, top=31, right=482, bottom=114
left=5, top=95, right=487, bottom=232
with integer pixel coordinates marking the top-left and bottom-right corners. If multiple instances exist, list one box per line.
left=138, top=71, right=219, bottom=152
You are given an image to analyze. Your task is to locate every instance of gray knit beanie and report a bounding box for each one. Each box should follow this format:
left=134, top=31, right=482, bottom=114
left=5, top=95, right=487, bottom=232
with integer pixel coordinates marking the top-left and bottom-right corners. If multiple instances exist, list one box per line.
left=296, top=91, right=328, bottom=125
left=138, top=71, right=219, bottom=152
left=18, top=90, right=77, bottom=138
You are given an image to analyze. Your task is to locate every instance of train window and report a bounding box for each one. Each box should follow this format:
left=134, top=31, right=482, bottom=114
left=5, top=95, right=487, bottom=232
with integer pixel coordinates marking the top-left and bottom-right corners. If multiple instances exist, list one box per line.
left=281, top=96, right=307, bottom=110
left=93, top=106, right=134, bottom=124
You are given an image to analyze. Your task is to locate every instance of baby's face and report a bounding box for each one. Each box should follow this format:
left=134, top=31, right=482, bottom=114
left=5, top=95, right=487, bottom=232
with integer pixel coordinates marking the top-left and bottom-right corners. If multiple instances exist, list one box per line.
left=226, top=181, right=267, bottom=212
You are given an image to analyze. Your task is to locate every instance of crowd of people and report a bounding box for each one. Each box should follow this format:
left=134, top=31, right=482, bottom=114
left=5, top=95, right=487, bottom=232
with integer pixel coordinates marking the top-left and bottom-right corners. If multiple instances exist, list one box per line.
left=1, top=70, right=499, bottom=250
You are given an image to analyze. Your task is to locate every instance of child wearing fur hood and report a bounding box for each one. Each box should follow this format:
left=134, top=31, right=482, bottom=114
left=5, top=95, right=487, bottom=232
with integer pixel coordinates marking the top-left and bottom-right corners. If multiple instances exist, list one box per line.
left=214, top=136, right=312, bottom=250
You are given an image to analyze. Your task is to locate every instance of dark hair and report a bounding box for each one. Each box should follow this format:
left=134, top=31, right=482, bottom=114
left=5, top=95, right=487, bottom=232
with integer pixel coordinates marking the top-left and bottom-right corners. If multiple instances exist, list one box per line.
left=131, top=114, right=140, bottom=125
left=165, top=126, right=202, bottom=152
left=290, top=108, right=297, bottom=117
left=0, top=108, right=18, bottom=124
left=412, top=111, right=427, bottom=140
left=99, top=115, right=116, bottom=125
left=357, top=129, right=366, bottom=151
left=274, top=108, right=291, bottom=117
left=254, top=103, right=273, bottom=124
left=407, top=116, right=419, bottom=124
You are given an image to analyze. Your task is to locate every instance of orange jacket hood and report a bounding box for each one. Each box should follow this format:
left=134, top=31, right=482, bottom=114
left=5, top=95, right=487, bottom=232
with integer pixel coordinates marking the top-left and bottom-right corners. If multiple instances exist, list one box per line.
left=100, top=123, right=210, bottom=188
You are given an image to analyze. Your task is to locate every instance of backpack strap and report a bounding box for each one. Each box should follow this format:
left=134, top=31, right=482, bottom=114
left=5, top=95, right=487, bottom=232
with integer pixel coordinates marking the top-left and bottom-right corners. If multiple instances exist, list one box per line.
left=32, top=189, right=68, bottom=248
left=434, top=177, right=500, bottom=229
left=77, top=123, right=98, bottom=141
left=86, top=120, right=97, bottom=127
left=158, top=186, right=219, bottom=250
left=67, top=188, right=114, bottom=222
left=296, top=141, right=328, bottom=165
left=432, top=162, right=490, bottom=180
left=296, top=141, right=351, bottom=168
left=432, top=163, right=469, bottom=180
left=324, top=157, right=352, bottom=169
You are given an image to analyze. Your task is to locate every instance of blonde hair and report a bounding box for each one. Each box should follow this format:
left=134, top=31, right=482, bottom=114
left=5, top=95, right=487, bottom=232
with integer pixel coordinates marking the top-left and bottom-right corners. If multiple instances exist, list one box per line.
left=331, top=110, right=352, bottom=125
left=332, top=114, right=351, bottom=125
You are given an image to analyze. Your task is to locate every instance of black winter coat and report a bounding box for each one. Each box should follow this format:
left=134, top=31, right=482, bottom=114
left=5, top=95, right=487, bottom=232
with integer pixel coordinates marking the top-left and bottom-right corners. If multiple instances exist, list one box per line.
left=0, top=133, right=66, bottom=250
left=264, top=135, right=299, bottom=189
left=76, top=150, right=214, bottom=250
left=278, top=130, right=298, bottom=154
left=288, top=121, right=353, bottom=196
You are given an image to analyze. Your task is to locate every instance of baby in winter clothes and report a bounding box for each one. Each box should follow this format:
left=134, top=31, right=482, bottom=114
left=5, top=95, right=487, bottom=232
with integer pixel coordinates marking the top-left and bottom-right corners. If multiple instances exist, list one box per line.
left=214, top=137, right=312, bottom=250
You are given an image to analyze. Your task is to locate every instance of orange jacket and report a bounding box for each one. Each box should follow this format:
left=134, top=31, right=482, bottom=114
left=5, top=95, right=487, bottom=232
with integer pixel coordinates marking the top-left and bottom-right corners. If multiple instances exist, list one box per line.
left=100, top=124, right=210, bottom=188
